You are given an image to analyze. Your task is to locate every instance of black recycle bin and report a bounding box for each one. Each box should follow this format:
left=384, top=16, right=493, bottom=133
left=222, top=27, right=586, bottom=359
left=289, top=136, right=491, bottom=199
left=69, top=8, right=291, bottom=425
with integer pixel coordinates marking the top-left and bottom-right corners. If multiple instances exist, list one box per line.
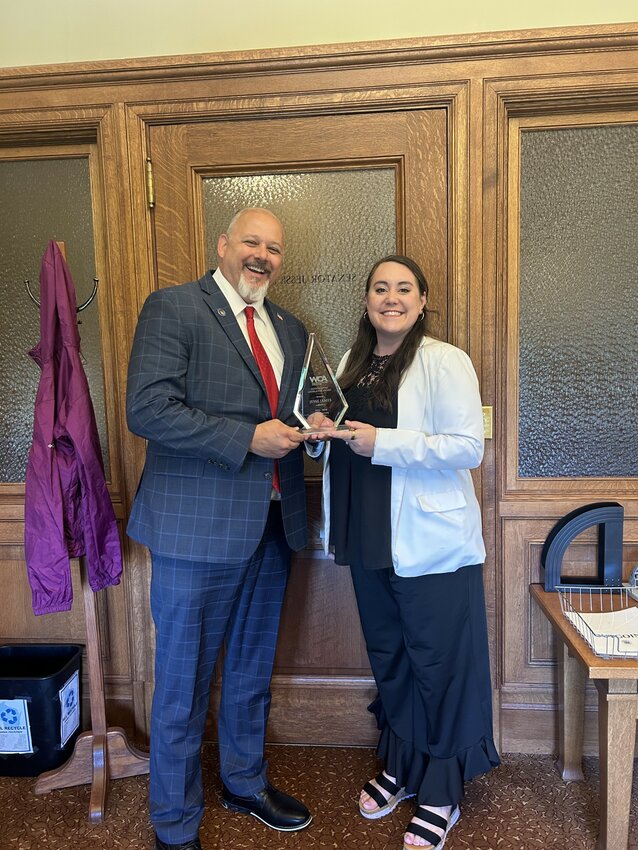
left=0, top=644, right=82, bottom=776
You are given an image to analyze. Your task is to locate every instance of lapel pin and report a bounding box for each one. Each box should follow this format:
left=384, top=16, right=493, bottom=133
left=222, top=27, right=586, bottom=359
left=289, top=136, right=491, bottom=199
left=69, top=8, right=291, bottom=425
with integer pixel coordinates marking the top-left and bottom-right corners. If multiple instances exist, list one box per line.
left=276, top=313, right=283, bottom=321
left=217, top=308, right=226, bottom=316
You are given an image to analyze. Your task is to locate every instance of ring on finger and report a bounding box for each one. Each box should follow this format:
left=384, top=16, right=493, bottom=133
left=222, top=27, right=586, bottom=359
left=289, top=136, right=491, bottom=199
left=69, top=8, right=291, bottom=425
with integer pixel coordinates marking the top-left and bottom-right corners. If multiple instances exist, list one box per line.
left=350, top=430, right=356, bottom=441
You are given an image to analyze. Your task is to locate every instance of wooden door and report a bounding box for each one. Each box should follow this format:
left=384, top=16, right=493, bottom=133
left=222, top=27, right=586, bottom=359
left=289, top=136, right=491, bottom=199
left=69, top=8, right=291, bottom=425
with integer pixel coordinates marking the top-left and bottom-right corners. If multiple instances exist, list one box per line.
left=147, top=108, right=448, bottom=744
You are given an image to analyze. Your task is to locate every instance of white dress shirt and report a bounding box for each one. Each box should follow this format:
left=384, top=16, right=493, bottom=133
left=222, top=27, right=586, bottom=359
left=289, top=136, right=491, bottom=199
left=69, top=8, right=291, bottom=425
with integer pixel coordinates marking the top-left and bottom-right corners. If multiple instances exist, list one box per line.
left=213, top=268, right=284, bottom=386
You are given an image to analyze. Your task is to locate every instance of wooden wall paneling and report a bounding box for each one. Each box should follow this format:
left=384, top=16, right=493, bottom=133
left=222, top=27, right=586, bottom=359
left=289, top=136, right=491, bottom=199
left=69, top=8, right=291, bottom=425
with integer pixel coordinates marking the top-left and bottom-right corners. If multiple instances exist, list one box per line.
left=500, top=518, right=594, bottom=753
left=485, top=67, right=638, bottom=755
left=0, top=546, right=87, bottom=642
left=274, top=552, right=370, bottom=676
left=0, top=107, right=145, bottom=741
left=241, top=549, right=377, bottom=745
left=0, top=24, right=636, bottom=747
left=82, top=103, right=157, bottom=743
left=0, top=545, right=136, bottom=729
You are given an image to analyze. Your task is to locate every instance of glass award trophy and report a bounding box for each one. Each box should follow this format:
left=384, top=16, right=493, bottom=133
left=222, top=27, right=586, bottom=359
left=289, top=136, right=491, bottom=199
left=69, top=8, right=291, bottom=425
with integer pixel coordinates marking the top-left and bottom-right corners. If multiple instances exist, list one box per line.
left=293, top=333, right=349, bottom=432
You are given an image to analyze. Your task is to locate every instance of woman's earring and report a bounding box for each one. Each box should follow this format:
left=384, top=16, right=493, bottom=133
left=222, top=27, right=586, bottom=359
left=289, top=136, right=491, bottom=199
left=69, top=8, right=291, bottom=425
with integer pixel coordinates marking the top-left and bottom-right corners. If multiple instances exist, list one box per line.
left=363, top=310, right=369, bottom=321
left=418, top=311, right=425, bottom=321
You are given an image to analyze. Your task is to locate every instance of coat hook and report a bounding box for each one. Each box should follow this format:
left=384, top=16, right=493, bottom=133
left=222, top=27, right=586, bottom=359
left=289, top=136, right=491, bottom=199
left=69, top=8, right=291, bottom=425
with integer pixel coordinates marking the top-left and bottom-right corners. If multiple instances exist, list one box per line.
left=77, top=278, right=99, bottom=312
left=24, top=277, right=100, bottom=312
left=24, top=279, right=40, bottom=307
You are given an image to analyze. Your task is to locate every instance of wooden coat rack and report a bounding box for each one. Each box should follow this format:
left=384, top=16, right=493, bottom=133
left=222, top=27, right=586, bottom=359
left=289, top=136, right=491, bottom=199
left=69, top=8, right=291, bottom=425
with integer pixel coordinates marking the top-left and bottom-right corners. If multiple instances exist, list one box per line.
left=34, top=558, right=149, bottom=821
left=29, top=242, right=149, bottom=822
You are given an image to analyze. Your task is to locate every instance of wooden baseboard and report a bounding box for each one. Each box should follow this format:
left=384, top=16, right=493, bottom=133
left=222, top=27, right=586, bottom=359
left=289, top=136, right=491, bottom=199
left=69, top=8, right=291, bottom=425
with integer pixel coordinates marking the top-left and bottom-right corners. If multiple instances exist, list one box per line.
left=499, top=704, right=599, bottom=755
left=207, top=677, right=379, bottom=746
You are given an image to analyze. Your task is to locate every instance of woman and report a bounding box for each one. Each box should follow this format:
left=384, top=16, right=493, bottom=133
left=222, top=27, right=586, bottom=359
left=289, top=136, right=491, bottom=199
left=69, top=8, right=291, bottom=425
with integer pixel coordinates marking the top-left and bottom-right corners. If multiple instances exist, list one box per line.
left=317, top=255, right=500, bottom=850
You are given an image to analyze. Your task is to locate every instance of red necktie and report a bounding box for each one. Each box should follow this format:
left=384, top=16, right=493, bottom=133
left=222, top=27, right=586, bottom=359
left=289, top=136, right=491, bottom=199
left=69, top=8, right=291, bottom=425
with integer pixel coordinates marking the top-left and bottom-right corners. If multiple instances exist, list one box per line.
left=245, top=306, right=280, bottom=492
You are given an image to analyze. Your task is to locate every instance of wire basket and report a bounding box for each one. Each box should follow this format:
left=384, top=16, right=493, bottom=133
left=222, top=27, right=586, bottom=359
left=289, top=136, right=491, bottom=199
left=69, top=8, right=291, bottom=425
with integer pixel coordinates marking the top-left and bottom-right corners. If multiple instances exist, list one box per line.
left=557, top=585, right=638, bottom=660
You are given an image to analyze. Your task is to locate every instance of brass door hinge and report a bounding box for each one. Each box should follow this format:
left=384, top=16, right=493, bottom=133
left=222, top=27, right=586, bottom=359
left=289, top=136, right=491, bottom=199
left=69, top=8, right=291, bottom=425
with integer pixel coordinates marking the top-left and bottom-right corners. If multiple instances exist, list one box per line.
left=145, top=157, right=155, bottom=209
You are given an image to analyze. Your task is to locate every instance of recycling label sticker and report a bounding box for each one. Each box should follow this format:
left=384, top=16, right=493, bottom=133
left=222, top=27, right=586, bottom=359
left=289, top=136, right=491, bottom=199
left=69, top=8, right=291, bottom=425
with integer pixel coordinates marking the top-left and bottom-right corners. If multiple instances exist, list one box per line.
left=59, top=670, right=80, bottom=747
left=0, top=699, right=33, bottom=754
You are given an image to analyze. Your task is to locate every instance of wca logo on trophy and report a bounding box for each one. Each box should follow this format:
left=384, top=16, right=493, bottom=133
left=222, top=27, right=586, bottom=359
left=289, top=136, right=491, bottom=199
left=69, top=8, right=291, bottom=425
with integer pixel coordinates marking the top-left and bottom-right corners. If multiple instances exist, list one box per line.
left=293, top=333, right=349, bottom=431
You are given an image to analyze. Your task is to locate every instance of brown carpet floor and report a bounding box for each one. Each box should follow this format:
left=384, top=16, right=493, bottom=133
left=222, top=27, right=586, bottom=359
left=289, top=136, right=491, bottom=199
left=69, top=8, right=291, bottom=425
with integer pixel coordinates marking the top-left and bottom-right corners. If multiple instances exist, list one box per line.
left=1, top=745, right=637, bottom=849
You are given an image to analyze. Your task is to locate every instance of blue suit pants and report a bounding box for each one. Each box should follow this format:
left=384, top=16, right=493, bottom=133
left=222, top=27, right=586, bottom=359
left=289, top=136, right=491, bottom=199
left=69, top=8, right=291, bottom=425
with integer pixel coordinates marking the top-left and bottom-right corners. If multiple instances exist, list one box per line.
left=149, top=503, right=291, bottom=843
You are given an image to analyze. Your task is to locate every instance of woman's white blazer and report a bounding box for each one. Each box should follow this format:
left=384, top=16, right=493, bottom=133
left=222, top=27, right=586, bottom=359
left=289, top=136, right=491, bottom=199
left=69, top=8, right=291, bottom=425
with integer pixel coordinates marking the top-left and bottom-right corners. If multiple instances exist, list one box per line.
left=322, top=336, right=486, bottom=576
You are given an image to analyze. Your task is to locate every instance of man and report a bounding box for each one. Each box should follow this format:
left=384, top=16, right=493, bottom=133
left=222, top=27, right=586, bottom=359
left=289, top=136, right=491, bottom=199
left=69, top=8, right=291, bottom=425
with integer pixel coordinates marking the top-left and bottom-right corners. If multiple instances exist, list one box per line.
left=127, top=208, right=312, bottom=850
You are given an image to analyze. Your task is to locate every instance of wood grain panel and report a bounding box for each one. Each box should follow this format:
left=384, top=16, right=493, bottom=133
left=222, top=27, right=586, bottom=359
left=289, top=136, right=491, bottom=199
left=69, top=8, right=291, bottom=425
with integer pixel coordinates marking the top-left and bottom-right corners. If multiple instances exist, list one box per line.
left=276, top=552, right=370, bottom=675
left=0, top=24, right=636, bottom=748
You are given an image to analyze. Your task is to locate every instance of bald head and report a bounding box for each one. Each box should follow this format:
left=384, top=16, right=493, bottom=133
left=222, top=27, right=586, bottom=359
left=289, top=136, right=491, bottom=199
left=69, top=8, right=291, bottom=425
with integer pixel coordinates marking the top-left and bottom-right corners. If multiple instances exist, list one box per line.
left=217, top=208, right=285, bottom=303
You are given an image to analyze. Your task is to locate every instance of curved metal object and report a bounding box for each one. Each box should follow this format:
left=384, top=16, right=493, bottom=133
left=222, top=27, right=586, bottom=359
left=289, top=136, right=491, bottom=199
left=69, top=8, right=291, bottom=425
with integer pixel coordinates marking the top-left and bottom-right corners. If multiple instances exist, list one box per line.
left=24, top=279, right=40, bottom=307
left=24, top=277, right=100, bottom=312
left=77, top=278, right=99, bottom=313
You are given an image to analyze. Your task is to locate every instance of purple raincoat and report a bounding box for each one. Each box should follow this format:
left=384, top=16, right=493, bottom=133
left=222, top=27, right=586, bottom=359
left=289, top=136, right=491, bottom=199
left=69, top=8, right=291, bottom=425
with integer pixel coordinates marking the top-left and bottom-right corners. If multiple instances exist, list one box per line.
left=24, top=241, right=122, bottom=615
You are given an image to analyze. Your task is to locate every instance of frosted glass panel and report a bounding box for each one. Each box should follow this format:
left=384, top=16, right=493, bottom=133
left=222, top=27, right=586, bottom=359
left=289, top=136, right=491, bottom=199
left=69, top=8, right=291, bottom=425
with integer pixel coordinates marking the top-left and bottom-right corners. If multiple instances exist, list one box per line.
left=203, top=170, right=396, bottom=369
left=0, top=157, right=109, bottom=482
left=518, top=125, right=638, bottom=478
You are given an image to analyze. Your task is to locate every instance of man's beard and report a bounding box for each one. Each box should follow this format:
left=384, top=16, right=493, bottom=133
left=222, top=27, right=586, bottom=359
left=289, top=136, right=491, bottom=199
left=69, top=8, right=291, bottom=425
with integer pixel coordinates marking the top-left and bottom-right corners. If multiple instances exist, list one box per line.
left=238, top=271, right=270, bottom=303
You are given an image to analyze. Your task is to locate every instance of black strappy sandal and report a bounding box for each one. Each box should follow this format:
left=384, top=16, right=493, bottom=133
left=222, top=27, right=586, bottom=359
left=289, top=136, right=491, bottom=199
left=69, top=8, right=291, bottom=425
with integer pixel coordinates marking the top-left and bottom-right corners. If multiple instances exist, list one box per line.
left=359, top=771, right=415, bottom=820
left=403, top=804, right=460, bottom=849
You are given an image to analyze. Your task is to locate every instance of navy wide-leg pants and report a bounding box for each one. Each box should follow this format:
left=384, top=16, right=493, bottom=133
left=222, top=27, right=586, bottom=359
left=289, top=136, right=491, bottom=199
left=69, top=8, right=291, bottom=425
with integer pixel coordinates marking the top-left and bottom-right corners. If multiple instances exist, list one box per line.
left=350, top=562, right=500, bottom=806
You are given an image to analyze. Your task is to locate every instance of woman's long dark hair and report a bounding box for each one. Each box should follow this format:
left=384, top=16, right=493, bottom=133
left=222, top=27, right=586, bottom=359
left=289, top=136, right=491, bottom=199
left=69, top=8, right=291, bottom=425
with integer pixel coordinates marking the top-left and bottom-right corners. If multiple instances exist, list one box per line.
left=338, top=254, right=429, bottom=413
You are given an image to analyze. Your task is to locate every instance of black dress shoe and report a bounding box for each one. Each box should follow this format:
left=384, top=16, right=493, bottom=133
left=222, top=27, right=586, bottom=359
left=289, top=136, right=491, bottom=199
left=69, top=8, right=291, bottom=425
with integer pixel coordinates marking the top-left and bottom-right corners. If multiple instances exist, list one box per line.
left=155, top=836, right=202, bottom=850
left=221, top=782, right=312, bottom=831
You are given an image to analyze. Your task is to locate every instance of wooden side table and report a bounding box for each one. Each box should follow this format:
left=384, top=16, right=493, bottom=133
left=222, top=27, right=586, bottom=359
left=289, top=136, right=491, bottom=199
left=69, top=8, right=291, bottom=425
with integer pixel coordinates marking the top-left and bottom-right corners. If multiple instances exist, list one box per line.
left=530, top=584, right=638, bottom=850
